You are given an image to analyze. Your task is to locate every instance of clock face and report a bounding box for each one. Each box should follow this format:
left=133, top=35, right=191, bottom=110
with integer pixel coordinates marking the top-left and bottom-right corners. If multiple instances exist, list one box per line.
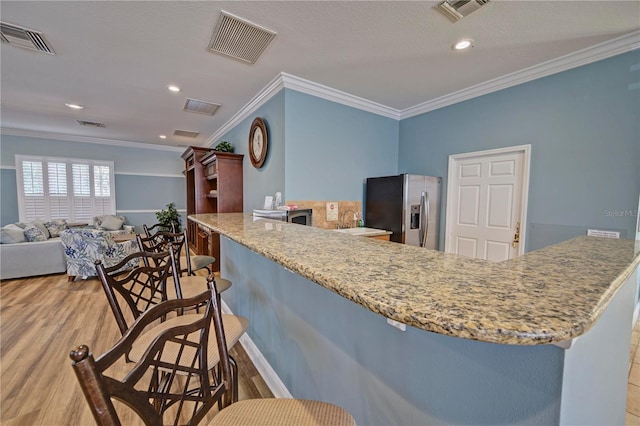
left=252, top=128, right=263, bottom=158
left=249, top=118, right=268, bottom=168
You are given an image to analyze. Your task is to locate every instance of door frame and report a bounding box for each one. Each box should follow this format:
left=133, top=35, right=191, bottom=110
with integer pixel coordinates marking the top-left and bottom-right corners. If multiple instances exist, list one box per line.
left=444, top=144, right=531, bottom=257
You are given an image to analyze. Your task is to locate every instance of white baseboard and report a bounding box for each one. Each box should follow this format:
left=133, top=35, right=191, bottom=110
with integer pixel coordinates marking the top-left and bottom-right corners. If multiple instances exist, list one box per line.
left=221, top=300, right=292, bottom=398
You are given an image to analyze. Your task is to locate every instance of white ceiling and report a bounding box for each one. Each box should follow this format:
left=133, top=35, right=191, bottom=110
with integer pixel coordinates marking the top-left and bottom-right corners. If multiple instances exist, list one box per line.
left=1, top=1, right=639, bottom=150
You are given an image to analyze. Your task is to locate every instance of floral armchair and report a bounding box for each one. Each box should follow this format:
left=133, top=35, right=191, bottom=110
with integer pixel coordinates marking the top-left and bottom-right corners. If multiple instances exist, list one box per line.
left=60, top=229, right=139, bottom=281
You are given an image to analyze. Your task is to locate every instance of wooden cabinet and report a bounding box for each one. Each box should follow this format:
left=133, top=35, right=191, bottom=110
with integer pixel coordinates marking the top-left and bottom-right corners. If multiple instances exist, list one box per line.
left=181, top=147, right=243, bottom=271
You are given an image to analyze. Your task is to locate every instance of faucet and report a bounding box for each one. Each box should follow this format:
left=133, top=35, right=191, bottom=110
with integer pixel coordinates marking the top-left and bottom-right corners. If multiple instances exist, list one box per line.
left=338, top=210, right=358, bottom=229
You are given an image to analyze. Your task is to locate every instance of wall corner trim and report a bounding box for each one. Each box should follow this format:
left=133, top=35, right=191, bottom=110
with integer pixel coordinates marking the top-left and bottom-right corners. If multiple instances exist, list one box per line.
left=401, top=30, right=640, bottom=119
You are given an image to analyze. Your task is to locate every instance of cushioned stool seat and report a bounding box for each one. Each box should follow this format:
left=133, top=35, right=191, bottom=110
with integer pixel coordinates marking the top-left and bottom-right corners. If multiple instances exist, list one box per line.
left=210, top=399, right=357, bottom=426
left=192, top=254, right=216, bottom=272
left=128, top=312, right=249, bottom=370
left=180, top=254, right=216, bottom=275
left=167, top=275, right=232, bottom=299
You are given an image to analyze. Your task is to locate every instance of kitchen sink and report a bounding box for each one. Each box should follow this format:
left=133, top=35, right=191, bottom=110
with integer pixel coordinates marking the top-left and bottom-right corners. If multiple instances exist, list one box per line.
left=333, top=227, right=391, bottom=237
left=252, top=209, right=286, bottom=218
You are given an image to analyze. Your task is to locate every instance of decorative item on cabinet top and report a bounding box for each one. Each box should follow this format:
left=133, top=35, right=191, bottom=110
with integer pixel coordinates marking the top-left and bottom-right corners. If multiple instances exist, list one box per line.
left=212, top=141, right=234, bottom=153
left=249, top=117, right=268, bottom=169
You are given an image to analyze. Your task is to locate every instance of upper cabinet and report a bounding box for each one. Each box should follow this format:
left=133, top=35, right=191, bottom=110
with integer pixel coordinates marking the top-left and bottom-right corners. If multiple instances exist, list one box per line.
left=181, top=146, right=244, bottom=259
left=200, top=150, right=244, bottom=213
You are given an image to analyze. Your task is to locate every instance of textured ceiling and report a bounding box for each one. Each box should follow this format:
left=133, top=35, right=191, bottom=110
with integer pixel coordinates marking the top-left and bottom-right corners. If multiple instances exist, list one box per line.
left=1, top=1, right=639, bottom=149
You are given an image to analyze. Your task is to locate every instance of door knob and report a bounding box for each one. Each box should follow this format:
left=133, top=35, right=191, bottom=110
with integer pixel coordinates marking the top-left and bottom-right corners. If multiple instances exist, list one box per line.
left=512, top=221, right=520, bottom=248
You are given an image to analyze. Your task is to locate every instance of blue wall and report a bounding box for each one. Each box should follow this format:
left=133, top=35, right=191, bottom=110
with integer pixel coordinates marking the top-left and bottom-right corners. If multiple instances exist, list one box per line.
left=1, top=168, right=19, bottom=226
left=2, top=51, right=637, bottom=248
left=222, top=237, right=564, bottom=425
left=284, top=90, right=399, bottom=201
left=399, top=51, right=640, bottom=251
left=217, top=89, right=399, bottom=210
left=0, top=134, right=185, bottom=229
left=217, top=91, right=286, bottom=212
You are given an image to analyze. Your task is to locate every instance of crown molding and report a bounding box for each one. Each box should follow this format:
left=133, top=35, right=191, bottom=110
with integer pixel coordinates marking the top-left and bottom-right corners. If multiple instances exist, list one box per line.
left=280, top=72, right=402, bottom=120
left=206, top=72, right=402, bottom=145
left=401, top=29, right=640, bottom=119
left=4, top=31, right=637, bottom=149
left=206, top=73, right=286, bottom=146
left=0, top=127, right=185, bottom=152
left=209, top=31, right=638, bottom=141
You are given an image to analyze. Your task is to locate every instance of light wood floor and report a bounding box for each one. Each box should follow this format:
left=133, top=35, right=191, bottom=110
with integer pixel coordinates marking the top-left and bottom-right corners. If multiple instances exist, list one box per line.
left=0, top=272, right=272, bottom=425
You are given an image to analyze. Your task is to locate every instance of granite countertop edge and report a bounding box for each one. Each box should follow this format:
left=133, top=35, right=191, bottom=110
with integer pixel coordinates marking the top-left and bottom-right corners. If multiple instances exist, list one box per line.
left=190, top=213, right=640, bottom=346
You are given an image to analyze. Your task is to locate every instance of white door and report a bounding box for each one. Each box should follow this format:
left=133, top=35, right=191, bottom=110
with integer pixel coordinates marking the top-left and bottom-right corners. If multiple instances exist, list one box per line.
left=445, top=145, right=530, bottom=261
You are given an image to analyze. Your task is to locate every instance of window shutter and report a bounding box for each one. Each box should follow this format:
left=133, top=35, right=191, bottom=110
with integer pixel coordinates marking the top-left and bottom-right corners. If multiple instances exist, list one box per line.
left=72, top=164, right=92, bottom=221
left=21, top=161, right=45, bottom=221
left=47, top=162, right=69, bottom=219
left=93, top=165, right=112, bottom=215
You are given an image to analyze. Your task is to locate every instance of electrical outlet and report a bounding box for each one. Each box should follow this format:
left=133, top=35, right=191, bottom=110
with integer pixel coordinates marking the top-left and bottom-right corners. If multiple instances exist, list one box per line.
left=326, top=202, right=338, bottom=221
left=387, top=318, right=406, bottom=331
left=587, top=229, right=620, bottom=238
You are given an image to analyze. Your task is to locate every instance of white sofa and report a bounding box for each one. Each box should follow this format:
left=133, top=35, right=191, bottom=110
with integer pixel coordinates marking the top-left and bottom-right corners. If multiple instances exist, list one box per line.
left=0, top=238, right=67, bottom=280
left=0, top=215, right=134, bottom=280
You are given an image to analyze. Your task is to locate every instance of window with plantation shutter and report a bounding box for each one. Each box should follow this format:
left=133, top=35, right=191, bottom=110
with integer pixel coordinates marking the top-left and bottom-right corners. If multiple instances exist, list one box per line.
left=72, top=163, right=92, bottom=221
left=21, top=160, right=46, bottom=220
left=93, top=165, right=112, bottom=216
left=48, top=162, right=69, bottom=219
left=15, top=155, right=116, bottom=223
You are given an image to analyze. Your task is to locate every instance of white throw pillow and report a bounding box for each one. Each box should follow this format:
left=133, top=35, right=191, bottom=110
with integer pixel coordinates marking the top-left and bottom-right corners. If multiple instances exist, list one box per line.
left=100, top=215, right=125, bottom=231
left=0, top=224, right=26, bottom=244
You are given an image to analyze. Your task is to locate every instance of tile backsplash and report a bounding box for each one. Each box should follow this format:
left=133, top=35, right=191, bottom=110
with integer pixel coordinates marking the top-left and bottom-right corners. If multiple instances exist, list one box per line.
left=286, top=200, right=361, bottom=229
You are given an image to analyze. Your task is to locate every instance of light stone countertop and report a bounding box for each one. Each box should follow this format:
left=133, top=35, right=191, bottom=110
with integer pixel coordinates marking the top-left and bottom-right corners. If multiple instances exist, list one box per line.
left=190, top=213, right=640, bottom=345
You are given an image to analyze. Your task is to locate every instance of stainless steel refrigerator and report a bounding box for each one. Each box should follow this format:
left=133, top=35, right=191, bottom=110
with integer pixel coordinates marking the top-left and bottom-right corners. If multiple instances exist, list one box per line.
left=365, top=174, right=441, bottom=249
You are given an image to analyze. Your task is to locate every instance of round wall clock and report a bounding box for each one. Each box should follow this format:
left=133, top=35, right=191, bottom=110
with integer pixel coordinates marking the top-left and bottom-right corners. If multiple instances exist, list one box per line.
left=249, top=117, right=268, bottom=168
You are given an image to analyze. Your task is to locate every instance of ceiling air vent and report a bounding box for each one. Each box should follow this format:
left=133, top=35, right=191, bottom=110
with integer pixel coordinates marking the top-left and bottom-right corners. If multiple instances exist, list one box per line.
left=436, top=0, right=490, bottom=22
left=183, top=98, right=220, bottom=116
left=77, top=120, right=105, bottom=128
left=208, top=11, right=277, bottom=64
left=173, top=129, right=200, bottom=138
left=0, top=21, right=55, bottom=54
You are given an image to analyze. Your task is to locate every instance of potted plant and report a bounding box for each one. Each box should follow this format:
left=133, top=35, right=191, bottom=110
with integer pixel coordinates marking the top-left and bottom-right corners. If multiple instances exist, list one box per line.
left=213, top=141, right=234, bottom=153
left=155, top=202, right=182, bottom=232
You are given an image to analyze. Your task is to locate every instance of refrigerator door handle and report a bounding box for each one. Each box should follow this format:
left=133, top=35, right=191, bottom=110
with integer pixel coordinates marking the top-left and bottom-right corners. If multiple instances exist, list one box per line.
left=420, top=191, right=429, bottom=248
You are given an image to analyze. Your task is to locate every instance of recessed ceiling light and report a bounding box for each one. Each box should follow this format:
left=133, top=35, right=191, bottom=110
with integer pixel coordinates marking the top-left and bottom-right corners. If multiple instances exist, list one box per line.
left=159, top=135, right=167, bottom=139
left=167, top=85, right=180, bottom=93
left=452, top=39, right=474, bottom=51
left=65, top=103, right=84, bottom=110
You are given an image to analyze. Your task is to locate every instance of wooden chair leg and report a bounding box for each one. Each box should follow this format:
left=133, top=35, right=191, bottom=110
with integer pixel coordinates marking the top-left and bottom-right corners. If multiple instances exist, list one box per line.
left=68, top=275, right=75, bottom=282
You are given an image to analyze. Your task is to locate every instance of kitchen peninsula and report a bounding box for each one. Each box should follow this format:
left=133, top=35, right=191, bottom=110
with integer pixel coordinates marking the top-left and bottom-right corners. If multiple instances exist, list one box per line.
left=191, top=213, right=640, bottom=425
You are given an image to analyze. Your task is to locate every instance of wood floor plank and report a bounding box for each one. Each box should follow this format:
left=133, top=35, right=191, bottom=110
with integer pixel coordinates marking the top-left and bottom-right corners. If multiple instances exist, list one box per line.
left=1, top=272, right=272, bottom=425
